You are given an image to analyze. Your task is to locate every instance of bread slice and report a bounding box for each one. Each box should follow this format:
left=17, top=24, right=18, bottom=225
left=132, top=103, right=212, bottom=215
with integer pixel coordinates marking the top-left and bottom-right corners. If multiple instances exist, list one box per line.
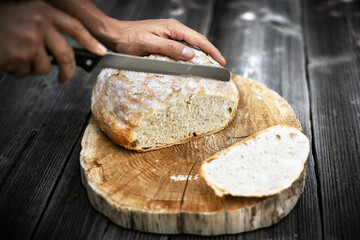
left=91, top=49, right=239, bottom=152
left=201, top=125, right=310, bottom=197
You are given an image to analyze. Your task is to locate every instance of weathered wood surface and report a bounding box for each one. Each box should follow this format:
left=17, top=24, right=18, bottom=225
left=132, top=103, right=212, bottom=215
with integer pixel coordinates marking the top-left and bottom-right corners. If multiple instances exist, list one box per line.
left=303, top=0, right=360, bottom=239
left=80, top=74, right=303, bottom=235
left=0, top=0, right=358, bottom=239
left=209, top=0, right=322, bottom=239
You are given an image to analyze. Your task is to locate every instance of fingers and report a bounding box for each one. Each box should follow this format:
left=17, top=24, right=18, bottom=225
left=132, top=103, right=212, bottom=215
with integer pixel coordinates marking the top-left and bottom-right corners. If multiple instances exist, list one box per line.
left=0, top=1, right=104, bottom=84
left=144, top=35, right=196, bottom=61
left=46, top=26, right=76, bottom=85
left=5, top=59, right=31, bottom=78
left=45, top=6, right=107, bottom=84
left=165, top=20, right=226, bottom=66
left=32, top=47, right=52, bottom=75
left=184, top=33, right=226, bottom=66
left=43, top=6, right=106, bottom=84
left=46, top=7, right=107, bottom=56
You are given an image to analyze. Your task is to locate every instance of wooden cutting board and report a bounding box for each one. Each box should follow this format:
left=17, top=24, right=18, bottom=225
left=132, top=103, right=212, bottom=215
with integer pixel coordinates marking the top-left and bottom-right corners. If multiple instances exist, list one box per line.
left=80, top=74, right=305, bottom=235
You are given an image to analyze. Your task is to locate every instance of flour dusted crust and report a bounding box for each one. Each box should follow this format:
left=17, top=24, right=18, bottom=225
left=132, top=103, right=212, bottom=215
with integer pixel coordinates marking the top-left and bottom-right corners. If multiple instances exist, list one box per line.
left=91, top=49, right=239, bottom=151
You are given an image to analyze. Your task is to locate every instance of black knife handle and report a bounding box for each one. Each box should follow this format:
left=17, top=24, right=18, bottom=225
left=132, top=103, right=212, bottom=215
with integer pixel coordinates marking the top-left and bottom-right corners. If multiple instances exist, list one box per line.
left=49, top=47, right=103, bottom=72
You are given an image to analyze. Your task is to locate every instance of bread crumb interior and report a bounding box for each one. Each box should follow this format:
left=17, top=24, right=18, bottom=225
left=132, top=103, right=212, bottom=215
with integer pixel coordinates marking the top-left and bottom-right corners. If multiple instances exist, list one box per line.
left=132, top=94, right=235, bottom=149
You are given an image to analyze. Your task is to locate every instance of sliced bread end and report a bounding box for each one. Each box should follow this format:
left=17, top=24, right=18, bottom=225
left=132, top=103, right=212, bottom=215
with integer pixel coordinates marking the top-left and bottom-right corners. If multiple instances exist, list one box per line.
left=201, top=125, right=310, bottom=197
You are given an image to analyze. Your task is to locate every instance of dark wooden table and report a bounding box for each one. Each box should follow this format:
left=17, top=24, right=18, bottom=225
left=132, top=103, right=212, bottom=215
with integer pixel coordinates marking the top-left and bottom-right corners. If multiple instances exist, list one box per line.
left=1, top=0, right=359, bottom=239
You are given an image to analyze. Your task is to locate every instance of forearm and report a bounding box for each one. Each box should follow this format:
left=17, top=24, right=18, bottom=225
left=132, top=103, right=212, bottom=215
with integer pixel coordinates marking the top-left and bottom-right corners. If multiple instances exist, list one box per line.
left=45, top=0, right=113, bottom=39
left=45, top=0, right=225, bottom=64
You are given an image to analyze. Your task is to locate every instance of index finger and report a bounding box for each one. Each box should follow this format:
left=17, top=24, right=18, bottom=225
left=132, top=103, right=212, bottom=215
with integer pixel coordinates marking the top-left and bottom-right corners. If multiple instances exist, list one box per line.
left=168, top=21, right=226, bottom=66
left=45, top=7, right=107, bottom=56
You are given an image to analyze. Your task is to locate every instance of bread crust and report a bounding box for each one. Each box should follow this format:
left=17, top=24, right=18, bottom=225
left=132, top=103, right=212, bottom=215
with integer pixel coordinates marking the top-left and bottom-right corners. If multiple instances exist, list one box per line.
left=200, top=124, right=310, bottom=197
left=91, top=50, right=240, bottom=152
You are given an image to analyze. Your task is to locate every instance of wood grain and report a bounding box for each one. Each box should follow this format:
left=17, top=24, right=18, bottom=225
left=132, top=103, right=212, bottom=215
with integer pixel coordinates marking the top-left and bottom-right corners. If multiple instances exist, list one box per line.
left=2, top=0, right=348, bottom=238
left=0, top=1, right=144, bottom=239
left=25, top=2, right=146, bottom=239
left=133, top=0, right=216, bottom=36
left=208, top=0, right=322, bottom=238
left=32, top=138, right=110, bottom=239
left=0, top=70, right=97, bottom=239
left=304, top=0, right=360, bottom=238
left=80, top=74, right=305, bottom=235
left=2, top=0, right=216, bottom=239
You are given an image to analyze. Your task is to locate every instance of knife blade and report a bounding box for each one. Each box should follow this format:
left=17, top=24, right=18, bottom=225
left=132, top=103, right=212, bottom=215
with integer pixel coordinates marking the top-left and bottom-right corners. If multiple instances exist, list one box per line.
left=52, top=47, right=231, bottom=82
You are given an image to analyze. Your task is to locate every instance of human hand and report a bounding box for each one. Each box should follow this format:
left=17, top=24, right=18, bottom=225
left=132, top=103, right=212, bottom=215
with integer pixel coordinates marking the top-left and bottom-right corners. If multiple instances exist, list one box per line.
left=0, top=1, right=107, bottom=84
left=95, top=18, right=226, bottom=66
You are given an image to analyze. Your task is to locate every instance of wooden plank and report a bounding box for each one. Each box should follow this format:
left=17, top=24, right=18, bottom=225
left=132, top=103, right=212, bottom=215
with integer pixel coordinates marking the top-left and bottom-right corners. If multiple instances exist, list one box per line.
left=6, top=1, right=148, bottom=239
left=102, top=225, right=169, bottom=240
left=29, top=0, right=202, bottom=239
left=90, top=0, right=217, bottom=237
left=0, top=74, right=49, bottom=187
left=182, top=0, right=215, bottom=36
left=33, top=138, right=169, bottom=239
left=303, top=0, right=359, bottom=60
left=0, top=0, right=331, bottom=239
left=0, top=72, right=90, bottom=186
left=182, top=0, right=321, bottom=238
left=30, top=0, right=321, bottom=238
left=0, top=69, right=97, bottom=239
left=308, top=60, right=360, bottom=239
left=304, top=0, right=360, bottom=238
left=133, top=0, right=215, bottom=36
left=94, top=0, right=143, bottom=20
left=0, top=1, right=145, bottom=239
left=32, top=139, right=109, bottom=239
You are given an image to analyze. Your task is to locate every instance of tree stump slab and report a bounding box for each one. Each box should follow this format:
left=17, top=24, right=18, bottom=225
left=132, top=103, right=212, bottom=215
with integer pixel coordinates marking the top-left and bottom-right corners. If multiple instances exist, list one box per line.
left=80, top=74, right=305, bottom=235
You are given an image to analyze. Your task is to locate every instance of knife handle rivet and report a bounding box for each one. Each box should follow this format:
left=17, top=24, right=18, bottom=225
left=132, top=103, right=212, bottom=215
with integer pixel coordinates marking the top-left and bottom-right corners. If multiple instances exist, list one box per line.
left=86, top=59, right=93, bottom=66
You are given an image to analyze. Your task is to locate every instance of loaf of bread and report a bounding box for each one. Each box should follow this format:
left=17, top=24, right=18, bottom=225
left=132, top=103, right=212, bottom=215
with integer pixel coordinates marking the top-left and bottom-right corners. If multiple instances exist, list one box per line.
left=201, top=125, right=310, bottom=197
left=91, top=49, right=239, bottom=152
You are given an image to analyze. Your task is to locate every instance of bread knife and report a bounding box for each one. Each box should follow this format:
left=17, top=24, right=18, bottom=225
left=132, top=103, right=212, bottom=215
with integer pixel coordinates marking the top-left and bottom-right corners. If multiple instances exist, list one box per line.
left=51, top=47, right=230, bottom=82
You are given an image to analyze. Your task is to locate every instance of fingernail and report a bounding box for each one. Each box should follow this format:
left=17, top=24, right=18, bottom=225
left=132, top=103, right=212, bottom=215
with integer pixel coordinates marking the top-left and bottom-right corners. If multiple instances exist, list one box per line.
left=220, top=56, right=226, bottom=65
left=181, top=47, right=195, bottom=59
left=97, top=43, right=107, bottom=54
left=58, top=77, right=67, bottom=85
